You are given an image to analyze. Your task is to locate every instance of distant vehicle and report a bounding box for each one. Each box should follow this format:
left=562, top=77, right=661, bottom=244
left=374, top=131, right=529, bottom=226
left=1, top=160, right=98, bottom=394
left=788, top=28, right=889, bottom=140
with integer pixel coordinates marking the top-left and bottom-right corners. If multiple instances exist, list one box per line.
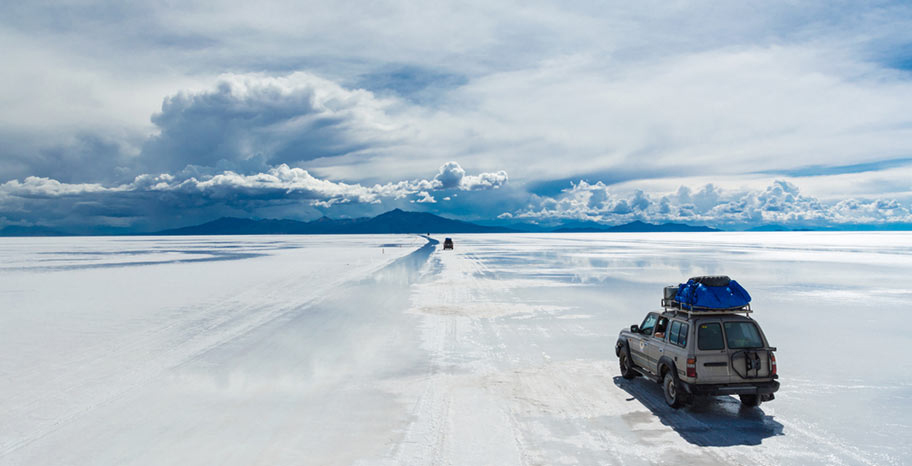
left=443, top=238, right=454, bottom=250
left=615, top=276, right=779, bottom=408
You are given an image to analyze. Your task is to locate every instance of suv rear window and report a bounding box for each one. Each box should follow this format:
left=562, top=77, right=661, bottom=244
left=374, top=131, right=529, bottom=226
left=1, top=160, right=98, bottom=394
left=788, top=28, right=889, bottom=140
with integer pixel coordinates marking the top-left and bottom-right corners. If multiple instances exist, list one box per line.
left=697, top=323, right=724, bottom=350
left=723, top=322, right=764, bottom=349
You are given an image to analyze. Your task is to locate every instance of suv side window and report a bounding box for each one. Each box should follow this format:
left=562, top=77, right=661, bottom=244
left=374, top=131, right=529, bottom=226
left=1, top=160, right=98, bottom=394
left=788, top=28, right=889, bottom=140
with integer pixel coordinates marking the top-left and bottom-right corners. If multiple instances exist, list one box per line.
left=697, top=322, right=725, bottom=350
left=669, top=321, right=689, bottom=347
left=640, top=314, right=658, bottom=336
left=669, top=321, right=680, bottom=345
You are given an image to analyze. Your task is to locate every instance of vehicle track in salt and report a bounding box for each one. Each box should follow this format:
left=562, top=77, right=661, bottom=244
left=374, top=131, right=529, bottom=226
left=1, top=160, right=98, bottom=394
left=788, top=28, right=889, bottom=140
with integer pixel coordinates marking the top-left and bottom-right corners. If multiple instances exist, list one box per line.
left=389, top=242, right=890, bottom=466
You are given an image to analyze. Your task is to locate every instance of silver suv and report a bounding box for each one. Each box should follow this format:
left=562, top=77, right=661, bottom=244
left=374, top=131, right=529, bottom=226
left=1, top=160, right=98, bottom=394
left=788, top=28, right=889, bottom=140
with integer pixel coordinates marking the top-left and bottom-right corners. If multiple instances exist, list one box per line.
left=615, top=277, right=779, bottom=409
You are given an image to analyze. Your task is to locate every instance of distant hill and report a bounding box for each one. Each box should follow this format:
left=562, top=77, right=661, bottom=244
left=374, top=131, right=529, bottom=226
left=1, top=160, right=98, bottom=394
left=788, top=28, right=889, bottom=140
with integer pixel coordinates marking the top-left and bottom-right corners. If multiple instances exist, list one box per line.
left=157, top=209, right=517, bottom=235
left=552, top=220, right=719, bottom=233
left=342, top=209, right=516, bottom=234
left=155, top=217, right=364, bottom=235
left=747, top=224, right=791, bottom=232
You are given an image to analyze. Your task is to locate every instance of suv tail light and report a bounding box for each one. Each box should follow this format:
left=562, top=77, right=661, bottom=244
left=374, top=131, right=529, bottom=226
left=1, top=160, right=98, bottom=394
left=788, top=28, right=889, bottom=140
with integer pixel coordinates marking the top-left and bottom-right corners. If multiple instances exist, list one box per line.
left=686, top=358, right=697, bottom=378
left=770, top=353, right=777, bottom=376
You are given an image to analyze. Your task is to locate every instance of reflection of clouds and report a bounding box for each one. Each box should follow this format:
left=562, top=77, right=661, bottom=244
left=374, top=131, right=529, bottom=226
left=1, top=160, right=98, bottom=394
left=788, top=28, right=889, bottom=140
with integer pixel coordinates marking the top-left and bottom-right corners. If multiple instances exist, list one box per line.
left=0, top=239, right=300, bottom=272
left=474, top=246, right=715, bottom=285
left=457, top=232, right=912, bottom=291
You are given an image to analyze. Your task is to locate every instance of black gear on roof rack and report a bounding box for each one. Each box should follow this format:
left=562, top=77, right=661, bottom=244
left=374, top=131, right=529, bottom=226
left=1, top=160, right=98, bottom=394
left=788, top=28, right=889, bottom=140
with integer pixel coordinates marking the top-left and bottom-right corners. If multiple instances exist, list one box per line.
left=688, top=275, right=731, bottom=287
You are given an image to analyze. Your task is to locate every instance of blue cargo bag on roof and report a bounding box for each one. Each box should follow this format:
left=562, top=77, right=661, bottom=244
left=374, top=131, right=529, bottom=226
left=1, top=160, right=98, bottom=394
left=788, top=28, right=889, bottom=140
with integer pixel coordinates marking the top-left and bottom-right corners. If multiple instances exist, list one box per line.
left=675, top=276, right=751, bottom=309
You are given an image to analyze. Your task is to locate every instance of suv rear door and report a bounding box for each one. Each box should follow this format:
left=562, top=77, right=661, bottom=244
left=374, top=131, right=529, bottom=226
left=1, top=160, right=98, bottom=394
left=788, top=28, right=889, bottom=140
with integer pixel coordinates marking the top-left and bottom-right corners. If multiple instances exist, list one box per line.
left=694, top=320, right=731, bottom=384
left=724, top=321, right=774, bottom=382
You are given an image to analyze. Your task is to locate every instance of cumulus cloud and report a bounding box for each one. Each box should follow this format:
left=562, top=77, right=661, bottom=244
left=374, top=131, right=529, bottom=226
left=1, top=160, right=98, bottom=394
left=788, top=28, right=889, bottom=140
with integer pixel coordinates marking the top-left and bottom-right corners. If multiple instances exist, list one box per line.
left=432, top=161, right=508, bottom=191
left=1, top=161, right=505, bottom=202
left=415, top=191, right=436, bottom=203
left=433, top=162, right=465, bottom=189
left=0, top=177, right=115, bottom=197
left=508, top=180, right=912, bottom=228
left=140, top=72, right=403, bottom=175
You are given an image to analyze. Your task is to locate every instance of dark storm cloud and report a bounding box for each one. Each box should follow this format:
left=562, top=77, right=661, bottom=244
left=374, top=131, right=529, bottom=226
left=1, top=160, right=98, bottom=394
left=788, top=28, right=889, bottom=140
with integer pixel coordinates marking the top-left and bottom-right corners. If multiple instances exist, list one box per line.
left=0, top=130, right=136, bottom=184
left=139, top=73, right=399, bottom=175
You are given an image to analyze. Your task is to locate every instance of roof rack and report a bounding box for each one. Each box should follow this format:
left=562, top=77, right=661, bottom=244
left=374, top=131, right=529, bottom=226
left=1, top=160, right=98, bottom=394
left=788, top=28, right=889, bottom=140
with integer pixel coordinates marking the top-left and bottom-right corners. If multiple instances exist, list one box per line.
left=661, top=298, right=752, bottom=316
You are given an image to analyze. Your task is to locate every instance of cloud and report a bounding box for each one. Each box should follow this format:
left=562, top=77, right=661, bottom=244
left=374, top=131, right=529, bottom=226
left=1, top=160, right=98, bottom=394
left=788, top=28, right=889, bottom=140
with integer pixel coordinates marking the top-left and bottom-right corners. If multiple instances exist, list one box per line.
left=140, top=72, right=404, bottom=175
left=432, top=161, right=508, bottom=191
left=461, top=170, right=509, bottom=190
left=7, top=3, right=912, bottom=191
left=1, top=176, right=115, bottom=197
left=0, top=161, right=507, bottom=229
left=2, top=1, right=912, bottom=230
left=415, top=191, right=436, bottom=203
left=433, top=162, right=465, bottom=189
left=1, top=161, right=505, bottom=202
left=508, top=179, right=912, bottom=228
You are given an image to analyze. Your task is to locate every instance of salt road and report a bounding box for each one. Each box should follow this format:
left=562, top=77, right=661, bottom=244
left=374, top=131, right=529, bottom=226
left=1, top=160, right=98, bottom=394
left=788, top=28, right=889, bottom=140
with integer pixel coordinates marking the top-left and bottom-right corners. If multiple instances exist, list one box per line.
left=1, top=233, right=909, bottom=465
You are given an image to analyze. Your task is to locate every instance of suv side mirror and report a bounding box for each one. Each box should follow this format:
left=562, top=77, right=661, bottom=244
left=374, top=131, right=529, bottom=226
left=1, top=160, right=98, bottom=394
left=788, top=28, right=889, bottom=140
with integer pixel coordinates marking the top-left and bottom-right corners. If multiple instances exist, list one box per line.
left=630, top=325, right=639, bottom=333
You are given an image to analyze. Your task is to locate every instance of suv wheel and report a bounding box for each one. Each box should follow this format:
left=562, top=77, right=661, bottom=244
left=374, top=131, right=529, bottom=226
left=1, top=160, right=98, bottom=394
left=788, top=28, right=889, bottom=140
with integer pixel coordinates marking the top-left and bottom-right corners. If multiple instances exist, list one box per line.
left=663, top=372, right=683, bottom=409
left=619, top=351, right=636, bottom=379
left=739, top=394, right=760, bottom=407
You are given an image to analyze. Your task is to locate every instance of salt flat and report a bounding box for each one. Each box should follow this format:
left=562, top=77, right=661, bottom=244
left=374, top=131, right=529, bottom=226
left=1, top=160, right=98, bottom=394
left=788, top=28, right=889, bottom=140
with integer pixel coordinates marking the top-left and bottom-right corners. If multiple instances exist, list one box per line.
left=1, top=232, right=910, bottom=465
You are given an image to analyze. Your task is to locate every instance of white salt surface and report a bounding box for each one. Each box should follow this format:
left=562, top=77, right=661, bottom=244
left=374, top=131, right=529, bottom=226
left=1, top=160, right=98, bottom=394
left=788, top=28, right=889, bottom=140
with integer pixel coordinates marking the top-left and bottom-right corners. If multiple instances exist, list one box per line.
left=1, top=232, right=910, bottom=465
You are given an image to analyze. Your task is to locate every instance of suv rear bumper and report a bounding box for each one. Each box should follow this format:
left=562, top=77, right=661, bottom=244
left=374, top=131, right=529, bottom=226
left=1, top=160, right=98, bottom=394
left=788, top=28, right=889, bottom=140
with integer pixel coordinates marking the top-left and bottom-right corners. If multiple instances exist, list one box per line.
left=681, top=380, right=780, bottom=396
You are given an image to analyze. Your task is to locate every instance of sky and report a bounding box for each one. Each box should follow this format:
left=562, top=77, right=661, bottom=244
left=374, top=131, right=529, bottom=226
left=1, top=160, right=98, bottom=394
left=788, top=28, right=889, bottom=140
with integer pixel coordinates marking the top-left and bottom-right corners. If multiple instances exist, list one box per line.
left=1, top=0, right=911, bottom=232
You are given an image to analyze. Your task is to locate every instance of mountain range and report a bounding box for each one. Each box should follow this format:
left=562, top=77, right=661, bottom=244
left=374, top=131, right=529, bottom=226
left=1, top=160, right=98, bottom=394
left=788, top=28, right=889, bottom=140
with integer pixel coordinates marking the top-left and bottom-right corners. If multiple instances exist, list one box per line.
left=153, top=210, right=722, bottom=235
left=156, top=209, right=517, bottom=235
left=13, top=208, right=885, bottom=236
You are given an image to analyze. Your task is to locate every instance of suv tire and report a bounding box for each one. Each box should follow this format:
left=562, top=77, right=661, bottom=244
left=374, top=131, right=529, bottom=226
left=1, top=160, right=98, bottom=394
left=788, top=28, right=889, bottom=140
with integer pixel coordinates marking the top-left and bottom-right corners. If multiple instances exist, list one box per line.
left=619, top=351, right=636, bottom=379
left=663, top=372, right=683, bottom=409
left=739, top=394, right=760, bottom=407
